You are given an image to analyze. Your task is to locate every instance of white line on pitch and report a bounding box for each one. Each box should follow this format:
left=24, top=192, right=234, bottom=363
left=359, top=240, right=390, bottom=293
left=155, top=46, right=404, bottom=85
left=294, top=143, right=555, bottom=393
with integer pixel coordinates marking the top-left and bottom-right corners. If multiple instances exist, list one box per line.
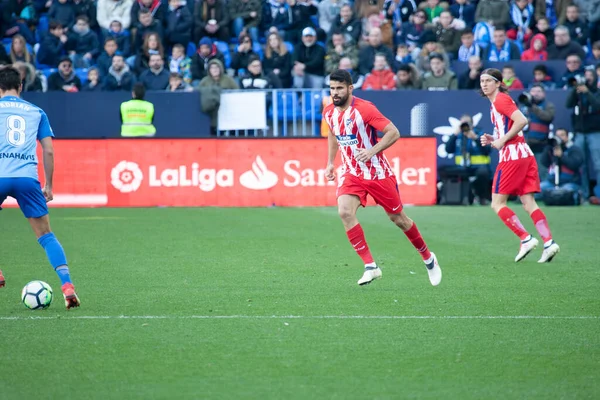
left=0, top=315, right=598, bottom=321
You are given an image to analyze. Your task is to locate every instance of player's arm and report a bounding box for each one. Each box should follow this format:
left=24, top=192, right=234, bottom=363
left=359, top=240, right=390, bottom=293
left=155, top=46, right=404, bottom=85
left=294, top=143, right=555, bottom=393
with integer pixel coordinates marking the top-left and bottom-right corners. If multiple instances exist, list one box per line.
left=355, top=122, right=400, bottom=163
left=39, top=137, right=54, bottom=202
left=325, top=128, right=337, bottom=181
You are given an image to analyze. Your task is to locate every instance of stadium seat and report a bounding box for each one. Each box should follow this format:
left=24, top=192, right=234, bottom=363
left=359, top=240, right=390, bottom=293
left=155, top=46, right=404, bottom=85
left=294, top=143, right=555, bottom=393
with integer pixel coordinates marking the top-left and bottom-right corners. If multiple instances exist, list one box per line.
left=40, top=68, right=57, bottom=78
left=37, top=14, right=49, bottom=35
left=302, top=91, right=323, bottom=123
left=2, top=38, right=11, bottom=46
left=268, top=91, right=299, bottom=126
left=187, top=42, right=196, bottom=57
left=284, top=41, right=294, bottom=53
left=252, top=42, right=263, bottom=60
left=214, top=40, right=231, bottom=68
left=75, top=68, right=88, bottom=85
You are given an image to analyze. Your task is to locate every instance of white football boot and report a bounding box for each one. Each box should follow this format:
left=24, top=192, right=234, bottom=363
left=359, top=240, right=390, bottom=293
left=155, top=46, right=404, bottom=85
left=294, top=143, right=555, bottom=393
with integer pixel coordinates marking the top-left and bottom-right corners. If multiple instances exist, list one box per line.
left=515, top=236, right=539, bottom=262
left=357, top=267, right=382, bottom=286
left=424, top=252, right=442, bottom=286
left=538, top=241, right=560, bottom=263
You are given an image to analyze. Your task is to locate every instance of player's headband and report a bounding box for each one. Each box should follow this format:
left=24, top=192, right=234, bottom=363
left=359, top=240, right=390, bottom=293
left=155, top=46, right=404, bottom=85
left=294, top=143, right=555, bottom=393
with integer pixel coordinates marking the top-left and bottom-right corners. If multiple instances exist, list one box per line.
left=481, top=73, right=500, bottom=82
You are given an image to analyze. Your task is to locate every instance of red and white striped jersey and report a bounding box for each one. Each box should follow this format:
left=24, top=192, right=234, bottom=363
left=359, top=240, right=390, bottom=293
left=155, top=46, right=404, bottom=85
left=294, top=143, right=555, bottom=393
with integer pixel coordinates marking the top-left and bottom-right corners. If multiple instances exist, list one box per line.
left=490, top=92, right=526, bottom=146
left=323, top=96, right=394, bottom=180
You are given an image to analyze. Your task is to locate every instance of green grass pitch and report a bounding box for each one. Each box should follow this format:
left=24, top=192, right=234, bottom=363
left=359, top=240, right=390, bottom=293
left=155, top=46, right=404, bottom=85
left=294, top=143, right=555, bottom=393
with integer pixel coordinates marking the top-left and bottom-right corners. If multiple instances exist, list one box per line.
left=0, top=206, right=599, bottom=399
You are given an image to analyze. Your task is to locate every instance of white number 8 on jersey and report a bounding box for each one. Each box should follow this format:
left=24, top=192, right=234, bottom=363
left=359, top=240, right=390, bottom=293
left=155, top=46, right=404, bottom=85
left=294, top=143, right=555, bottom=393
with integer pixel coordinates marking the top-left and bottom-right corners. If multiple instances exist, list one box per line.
left=6, top=115, right=26, bottom=147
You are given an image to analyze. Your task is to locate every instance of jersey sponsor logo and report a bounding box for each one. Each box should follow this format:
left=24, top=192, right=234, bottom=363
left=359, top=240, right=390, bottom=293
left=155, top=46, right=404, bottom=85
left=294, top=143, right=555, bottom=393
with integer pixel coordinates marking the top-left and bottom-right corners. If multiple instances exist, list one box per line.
left=0, top=152, right=35, bottom=161
left=239, top=156, right=278, bottom=190
left=336, top=134, right=359, bottom=146
left=499, top=143, right=534, bottom=163
left=111, top=161, right=144, bottom=193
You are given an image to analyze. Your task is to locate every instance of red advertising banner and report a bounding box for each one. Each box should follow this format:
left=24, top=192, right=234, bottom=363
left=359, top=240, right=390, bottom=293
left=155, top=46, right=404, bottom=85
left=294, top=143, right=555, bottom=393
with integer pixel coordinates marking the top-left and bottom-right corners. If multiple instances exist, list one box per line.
left=4, top=138, right=437, bottom=208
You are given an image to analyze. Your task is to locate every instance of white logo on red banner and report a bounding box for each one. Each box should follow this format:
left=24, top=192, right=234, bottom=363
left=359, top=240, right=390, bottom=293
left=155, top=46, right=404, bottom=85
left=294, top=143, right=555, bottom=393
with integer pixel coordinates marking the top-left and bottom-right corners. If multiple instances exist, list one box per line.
left=239, top=156, right=279, bottom=190
left=111, top=161, right=144, bottom=193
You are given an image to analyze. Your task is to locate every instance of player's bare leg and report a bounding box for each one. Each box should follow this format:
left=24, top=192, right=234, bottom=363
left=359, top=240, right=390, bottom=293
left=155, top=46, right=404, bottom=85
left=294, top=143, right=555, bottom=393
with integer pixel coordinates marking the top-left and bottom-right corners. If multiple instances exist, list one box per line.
left=388, top=211, right=441, bottom=286
left=491, top=193, right=538, bottom=261
left=338, top=195, right=381, bottom=285
left=520, top=194, right=560, bottom=262
left=28, top=215, right=80, bottom=309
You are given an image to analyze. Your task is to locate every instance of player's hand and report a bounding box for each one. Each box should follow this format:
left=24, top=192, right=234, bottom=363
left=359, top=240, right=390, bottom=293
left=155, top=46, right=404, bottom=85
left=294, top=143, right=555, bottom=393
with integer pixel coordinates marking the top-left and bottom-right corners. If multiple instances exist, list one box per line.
left=355, top=148, right=375, bottom=163
left=491, top=138, right=505, bottom=150
left=325, top=163, right=335, bottom=181
left=480, top=133, right=494, bottom=146
left=42, top=186, right=53, bottom=203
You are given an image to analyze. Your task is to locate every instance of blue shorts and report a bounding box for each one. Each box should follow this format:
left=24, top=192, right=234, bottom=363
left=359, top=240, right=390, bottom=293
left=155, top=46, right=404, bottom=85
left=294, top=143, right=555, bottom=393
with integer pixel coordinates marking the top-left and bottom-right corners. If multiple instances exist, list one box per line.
left=0, top=177, right=48, bottom=218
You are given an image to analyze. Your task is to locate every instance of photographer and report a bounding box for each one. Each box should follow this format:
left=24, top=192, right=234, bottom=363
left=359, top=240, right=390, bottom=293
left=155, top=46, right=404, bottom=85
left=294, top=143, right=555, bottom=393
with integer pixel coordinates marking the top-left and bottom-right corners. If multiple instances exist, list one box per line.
left=442, top=115, right=491, bottom=204
left=566, top=66, right=600, bottom=204
left=540, top=128, right=584, bottom=205
left=518, top=84, right=555, bottom=184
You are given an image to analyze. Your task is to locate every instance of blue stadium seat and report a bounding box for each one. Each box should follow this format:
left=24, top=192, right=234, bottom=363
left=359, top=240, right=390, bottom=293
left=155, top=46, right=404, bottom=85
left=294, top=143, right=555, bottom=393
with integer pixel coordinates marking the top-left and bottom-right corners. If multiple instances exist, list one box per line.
left=37, top=14, right=49, bottom=35
left=2, top=39, right=11, bottom=45
left=268, top=91, right=299, bottom=123
left=75, top=68, right=88, bottom=85
left=284, top=41, right=294, bottom=53
left=187, top=42, right=196, bottom=57
left=214, top=40, right=231, bottom=68
left=41, top=68, right=57, bottom=78
left=302, top=91, right=323, bottom=123
left=252, top=42, right=263, bottom=60
left=310, top=16, right=319, bottom=28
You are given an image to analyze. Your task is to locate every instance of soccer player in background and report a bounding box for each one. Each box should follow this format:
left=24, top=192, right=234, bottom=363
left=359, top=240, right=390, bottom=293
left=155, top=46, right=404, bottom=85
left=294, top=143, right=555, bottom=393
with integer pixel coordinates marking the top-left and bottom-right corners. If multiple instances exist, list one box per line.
left=323, top=69, right=442, bottom=287
left=0, top=67, right=81, bottom=309
left=479, top=68, right=560, bottom=263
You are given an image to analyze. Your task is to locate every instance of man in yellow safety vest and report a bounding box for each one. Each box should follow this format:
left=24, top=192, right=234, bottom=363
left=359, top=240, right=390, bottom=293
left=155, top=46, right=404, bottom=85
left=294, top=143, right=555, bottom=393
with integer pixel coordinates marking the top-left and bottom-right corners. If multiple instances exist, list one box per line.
left=120, top=83, right=156, bottom=137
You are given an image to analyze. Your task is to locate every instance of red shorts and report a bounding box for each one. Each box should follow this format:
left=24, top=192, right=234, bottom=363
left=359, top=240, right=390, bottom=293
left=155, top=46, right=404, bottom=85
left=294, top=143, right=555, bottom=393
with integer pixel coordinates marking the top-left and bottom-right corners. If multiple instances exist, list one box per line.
left=336, top=174, right=403, bottom=214
left=493, top=157, right=541, bottom=196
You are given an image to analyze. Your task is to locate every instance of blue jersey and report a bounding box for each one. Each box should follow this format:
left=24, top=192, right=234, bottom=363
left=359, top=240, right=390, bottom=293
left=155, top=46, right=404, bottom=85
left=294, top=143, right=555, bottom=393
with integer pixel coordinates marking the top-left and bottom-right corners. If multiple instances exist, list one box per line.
left=0, top=95, right=54, bottom=180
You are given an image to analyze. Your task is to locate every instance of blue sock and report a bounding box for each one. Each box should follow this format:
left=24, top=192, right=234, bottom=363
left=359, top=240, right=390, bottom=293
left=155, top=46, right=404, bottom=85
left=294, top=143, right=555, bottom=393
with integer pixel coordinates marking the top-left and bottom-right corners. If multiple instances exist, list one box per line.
left=37, top=233, right=72, bottom=285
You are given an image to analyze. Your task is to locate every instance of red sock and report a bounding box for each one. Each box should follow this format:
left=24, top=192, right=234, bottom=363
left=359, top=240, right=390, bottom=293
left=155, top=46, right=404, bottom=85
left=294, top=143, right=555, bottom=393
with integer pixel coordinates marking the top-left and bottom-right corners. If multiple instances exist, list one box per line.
left=531, top=209, right=552, bottom=243
left=404, top=223, right=431, bottom=260
left=346, top=224, right=374, bottom=264
left=497, top=207, right=530, bottom=240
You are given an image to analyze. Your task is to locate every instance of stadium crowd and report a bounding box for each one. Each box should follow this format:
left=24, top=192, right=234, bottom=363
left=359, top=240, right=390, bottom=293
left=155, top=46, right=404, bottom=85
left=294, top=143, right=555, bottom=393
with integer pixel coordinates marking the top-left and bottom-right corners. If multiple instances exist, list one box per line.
left=0, top=0, right=599, bottom=92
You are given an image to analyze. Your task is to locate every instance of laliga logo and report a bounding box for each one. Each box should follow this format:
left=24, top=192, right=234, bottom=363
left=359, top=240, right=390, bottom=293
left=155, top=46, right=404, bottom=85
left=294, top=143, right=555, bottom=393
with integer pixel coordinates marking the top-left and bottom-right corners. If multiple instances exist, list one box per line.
left=111, top=161, right=144, bottom=193
left=239, top=156, right=278, bottom=190
left=433, top=113, right=482, bottom=159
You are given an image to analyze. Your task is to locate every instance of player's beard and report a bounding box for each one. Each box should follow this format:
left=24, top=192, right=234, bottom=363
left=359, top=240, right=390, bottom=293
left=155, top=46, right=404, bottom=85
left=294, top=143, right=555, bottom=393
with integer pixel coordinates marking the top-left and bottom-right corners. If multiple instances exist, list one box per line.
left=332, top=93, right=348, bottom=107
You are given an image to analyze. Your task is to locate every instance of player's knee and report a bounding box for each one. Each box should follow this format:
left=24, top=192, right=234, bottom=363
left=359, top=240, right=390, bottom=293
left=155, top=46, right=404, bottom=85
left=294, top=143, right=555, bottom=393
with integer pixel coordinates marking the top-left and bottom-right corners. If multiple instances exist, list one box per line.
left=338, top=207, right=355, bottom=222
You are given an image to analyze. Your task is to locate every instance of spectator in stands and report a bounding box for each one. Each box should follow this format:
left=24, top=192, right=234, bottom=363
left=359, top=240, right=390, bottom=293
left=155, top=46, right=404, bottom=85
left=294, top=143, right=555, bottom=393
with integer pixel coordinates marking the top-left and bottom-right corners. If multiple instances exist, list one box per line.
left=81, top=67, right=102, bottom=91
left=264, top=0, right=292, bottom=40
left=14, top=61, right=43, bottom=92
left=167, top=72, right=193, bottom=91
left=240, top=55, right=282, bottom=89
left=457, top=30, right=481, bottom=62
left=559, top=55, right=585, bottom=88
left=66, top=16, right=100, bottom=68
left=325, top=31, right=358, bottom=75
left=458, top=55, right=482, bottom=89
left=97, top=0, right=134, bottom=31
left=475, top=0, right=509, bottom=30
left=169, top=43, right=192, bottom=84
left=96, top=38, right=118, bottom=77
left=289, top=0, right=321, bottom=44
left=395, top=63, right=420, bottom=89
left=229, top=0, right=262, bottom=44
left=1, top=0, right=36, bottom=44
left=358, top=27, right=394, bottom=75
left=37, top=21, right=68, bottom=67
left=139, top=53, right=170, bottom=90
left=292, top=26, right=325, bottom=88
left=530, top=64, right=556, bottom=90
left=398, top=10, right=430, bottom=52
left=166, top=0, right=193, bottom=47
left=72, top=0, right=99, bottom=31
left=532, top=17, right=554, bottom=47
left=193, top=0, right=230, bottom=43
left=502, top=65, right=524, bottom=90
left=547, top=25, right=586, bottom=60
left=535, top=0, right=570, bottom=27
left=421, top=52, right=457, bottom=90
left=588, top=41, right=600, bottom=64
left=450, top=0, right=475, bottom=29
left=48, top=0, right=76, bottom=29
left=564, top=4, right=589, bottom=47
left=392, top=43, right=412, bottom=70
left=9, top=35, right=32, bottom=64
left=384, top=0, right=417, bottom=45
left=362, top=53, right=396, bottom=90
left=131, top=0, right=167, bottom=28
left=263, top=32, right=292, bottom=88
left=191, top=37, right=225, bottom=82
left=133, top=32, right=164, bottom=75
left=415, top=41, right=449, bottom=74
left=508, top=0, right=534, bottom=44
left=105, top=20, right=132, bottom=58
left=103, top=53, right=136, bottom=90
left=199, top=59, right=239, bottom=135
left=323, top=56, right=364, bottom=89
left=590, top=2, right=600, bottom=44
left=435, top=11, right=462, bottom=59
left=540, top=128, right=584, bottom=204
left=482, top=28, right=521, bottom=61
left=47, top=56, right=81, bottom=92
left=521, top=33, right=548, bottom=61
left=318, top=0, right=341, bottom=35
left=361, top=12, right=390, bottom=48
left=423, top=0, right=443, bottom=22
left=231, top=32, right=259, bottom=76
left=133, top=11, right=163, bottom=54
left=330, top=4, right=361, bottom=45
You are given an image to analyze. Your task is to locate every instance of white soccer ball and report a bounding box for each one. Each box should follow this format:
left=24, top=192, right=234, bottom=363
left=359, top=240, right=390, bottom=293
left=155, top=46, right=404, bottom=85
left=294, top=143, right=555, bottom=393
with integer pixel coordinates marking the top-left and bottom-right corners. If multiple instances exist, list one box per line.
left=21, top=280, right=53, bottom=310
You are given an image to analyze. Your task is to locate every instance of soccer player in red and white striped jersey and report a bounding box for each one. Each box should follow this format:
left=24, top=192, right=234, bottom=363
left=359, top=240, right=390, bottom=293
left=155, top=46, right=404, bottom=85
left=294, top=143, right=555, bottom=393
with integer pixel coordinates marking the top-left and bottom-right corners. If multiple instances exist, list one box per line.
left=480, top=68, right=560, bottom=263
left=323, top=69, right=442, bottom=286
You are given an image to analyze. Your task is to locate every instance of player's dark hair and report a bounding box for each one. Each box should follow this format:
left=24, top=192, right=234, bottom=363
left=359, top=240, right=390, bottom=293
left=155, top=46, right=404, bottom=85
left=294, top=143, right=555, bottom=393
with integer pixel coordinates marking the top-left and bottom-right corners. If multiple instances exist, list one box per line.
left=329, top=69, right=352, bottom=85
left=479, top=68, right=508, bottom=97
left=132, top=82, right=146, bottom=100
left=0, top=67, right=22, bottom=92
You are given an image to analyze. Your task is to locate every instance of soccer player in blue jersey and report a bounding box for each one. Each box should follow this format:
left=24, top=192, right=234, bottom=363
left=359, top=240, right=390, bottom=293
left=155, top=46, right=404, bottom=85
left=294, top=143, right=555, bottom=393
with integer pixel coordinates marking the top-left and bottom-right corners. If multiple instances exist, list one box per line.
left=0, top=67, right=80, bottom=309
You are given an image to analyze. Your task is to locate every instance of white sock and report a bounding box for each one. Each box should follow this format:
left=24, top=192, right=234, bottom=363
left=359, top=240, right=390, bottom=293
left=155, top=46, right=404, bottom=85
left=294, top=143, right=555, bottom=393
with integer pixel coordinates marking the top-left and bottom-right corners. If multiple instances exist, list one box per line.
left=423, top=255, right=434, bottom=264
left=544, top=239, right=554, bottom=248
left=365, top=262, right=377, bottom=269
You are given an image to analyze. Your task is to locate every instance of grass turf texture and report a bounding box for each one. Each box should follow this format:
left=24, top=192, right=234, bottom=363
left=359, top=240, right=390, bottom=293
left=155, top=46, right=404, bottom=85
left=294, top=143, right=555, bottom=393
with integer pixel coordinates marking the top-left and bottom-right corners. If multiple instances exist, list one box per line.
left=0, top=206, right=599, bottom=400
